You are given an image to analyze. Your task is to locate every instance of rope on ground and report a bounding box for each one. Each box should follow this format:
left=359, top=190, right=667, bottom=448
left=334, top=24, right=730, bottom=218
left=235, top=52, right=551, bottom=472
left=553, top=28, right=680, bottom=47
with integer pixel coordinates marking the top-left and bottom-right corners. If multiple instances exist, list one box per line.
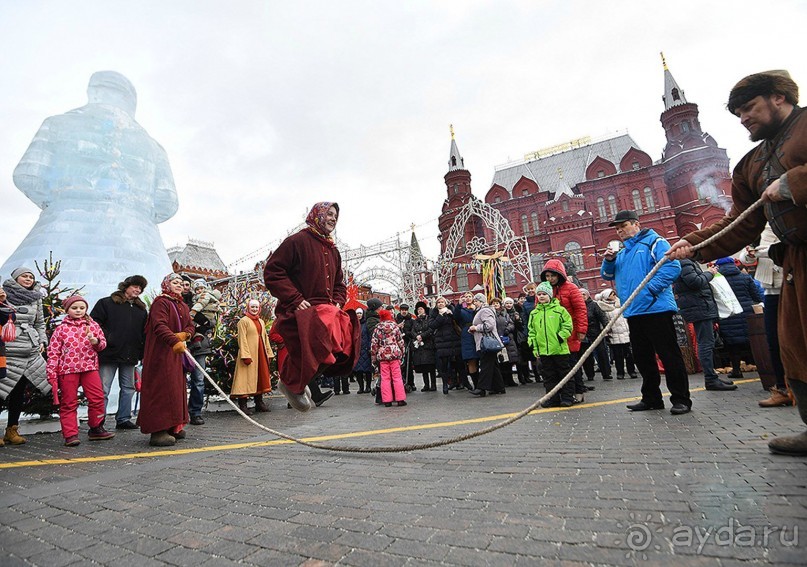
left=191, top=198, right=764, bottom=453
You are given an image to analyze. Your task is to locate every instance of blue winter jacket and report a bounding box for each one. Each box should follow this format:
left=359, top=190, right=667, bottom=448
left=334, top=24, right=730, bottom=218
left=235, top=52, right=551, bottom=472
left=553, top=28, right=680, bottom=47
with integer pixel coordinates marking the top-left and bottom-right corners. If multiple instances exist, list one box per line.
left=600, top=228, right=681, bottom=318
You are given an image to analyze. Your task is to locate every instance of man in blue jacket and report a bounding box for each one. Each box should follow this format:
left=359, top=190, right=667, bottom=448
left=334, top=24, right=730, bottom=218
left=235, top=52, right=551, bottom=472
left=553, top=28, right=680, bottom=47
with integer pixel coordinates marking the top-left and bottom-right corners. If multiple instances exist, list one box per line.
left=601, top=211, right=692, bottom=415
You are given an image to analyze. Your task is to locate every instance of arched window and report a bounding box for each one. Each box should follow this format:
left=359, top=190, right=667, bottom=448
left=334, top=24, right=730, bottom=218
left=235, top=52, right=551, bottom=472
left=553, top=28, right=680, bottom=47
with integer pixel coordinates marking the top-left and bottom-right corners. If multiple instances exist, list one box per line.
left=530, top=254, right=544, bottom=280
left=521, top=214, right=529, bottom=236
left=562, top=201, right=569, bottom=212
left=608, top=195, right=618, bottom=217
left=671, top=88, right=680, bottom=101
left=531, top=212, right=540, bottom=234
left=565, top=241, right=584, bottom=271
left=597, top=197, right=607, bottom=219
left=632, top=189, right=642, bottom=213
left=456, top=267, right=468, bottom=291
left=644, top=187, right=656, bottom=213
left=494, top=195, right=501, bottom=203
left=502, top=262, right=516, bottom=286
left=681, top=121, right=690, bottom=133
left=522, top=188, right=529, bottom=197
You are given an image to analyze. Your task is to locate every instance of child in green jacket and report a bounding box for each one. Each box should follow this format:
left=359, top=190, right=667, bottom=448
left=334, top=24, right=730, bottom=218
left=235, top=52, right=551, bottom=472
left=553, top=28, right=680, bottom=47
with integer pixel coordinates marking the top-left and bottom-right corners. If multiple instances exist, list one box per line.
left=527, top=281, right=575, bottom=407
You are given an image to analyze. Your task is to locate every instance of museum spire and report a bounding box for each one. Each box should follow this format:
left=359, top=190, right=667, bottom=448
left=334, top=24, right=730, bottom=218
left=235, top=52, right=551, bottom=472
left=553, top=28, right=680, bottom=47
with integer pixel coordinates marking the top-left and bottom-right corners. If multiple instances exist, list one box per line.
left=447, top=124, right=466, bottom=172
left=661, top=52, right=688, bottom=110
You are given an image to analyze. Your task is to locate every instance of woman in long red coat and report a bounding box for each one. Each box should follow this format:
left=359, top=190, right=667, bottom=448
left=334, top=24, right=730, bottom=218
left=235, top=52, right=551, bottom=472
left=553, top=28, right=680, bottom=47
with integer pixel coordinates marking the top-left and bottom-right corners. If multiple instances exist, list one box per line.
left=138, top=273, right=195, bottom=446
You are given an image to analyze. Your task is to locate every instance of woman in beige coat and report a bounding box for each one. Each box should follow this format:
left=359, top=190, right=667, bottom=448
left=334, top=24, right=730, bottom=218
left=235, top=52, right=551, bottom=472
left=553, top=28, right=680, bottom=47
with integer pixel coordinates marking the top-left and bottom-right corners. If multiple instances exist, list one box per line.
left=231, top=299, right=274, bottom=414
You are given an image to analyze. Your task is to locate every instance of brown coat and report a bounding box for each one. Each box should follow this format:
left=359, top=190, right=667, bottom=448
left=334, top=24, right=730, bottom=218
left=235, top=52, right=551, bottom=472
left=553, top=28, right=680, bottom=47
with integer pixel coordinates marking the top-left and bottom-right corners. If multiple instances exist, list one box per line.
left=231, top=316, right=274, bottom=396
left=684, top=106, right=807, bottom=383
left=138, top=295, right=194, bottom=434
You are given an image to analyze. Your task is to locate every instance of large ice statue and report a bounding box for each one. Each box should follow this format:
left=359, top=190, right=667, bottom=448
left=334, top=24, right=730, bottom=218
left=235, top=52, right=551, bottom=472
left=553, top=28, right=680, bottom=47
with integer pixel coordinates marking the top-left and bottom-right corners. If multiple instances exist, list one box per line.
left=1, top=71, right=177, bottom=305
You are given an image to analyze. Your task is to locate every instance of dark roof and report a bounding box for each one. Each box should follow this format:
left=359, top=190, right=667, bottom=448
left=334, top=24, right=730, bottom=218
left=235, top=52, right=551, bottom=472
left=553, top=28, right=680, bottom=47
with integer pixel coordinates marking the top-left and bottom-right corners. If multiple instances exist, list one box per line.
left=490, top=133, right=641, bottom=198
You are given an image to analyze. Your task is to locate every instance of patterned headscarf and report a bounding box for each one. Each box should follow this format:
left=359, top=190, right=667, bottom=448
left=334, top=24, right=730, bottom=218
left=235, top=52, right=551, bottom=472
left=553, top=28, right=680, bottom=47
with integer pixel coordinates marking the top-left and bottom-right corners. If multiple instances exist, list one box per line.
left=161, top=273, right=184, bottom=300
left=305, top=202, right=339, bottom=246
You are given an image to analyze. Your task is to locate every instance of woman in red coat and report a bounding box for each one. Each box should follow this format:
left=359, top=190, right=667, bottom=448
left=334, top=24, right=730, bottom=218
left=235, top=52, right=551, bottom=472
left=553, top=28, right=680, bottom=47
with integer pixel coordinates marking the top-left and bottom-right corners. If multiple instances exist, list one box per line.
left=138, top=273, right=195, bottom=446
left=540, top=258, right=588, bottom=400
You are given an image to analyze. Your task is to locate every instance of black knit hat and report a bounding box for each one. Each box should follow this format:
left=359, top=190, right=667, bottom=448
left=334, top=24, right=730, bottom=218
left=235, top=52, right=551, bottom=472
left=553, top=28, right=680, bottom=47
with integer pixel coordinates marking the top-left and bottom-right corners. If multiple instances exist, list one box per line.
left=118, top=274, right=148, bottom=291
left=367, top=298, right=383, bottom=310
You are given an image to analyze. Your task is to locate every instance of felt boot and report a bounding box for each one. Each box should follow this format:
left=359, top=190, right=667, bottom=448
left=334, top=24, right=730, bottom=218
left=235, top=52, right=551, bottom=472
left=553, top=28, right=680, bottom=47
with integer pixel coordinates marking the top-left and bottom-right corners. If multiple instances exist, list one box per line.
left=768, top=380, right=807, bottom=456
left=149, top=431, right=176, bottom=447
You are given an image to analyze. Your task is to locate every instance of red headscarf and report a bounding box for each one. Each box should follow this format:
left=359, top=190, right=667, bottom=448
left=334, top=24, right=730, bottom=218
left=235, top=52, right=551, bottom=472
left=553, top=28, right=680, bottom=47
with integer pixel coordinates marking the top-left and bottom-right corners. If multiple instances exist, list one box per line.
left=305, top=202, right=339, bottom=246
left=161, top=273, right=184, bottom=301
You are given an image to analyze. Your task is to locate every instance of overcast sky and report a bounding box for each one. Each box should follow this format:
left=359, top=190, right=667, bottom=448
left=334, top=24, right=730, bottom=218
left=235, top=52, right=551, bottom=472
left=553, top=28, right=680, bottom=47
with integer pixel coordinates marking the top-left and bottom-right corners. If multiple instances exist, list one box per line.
left=1, top=1, right=805, bottom=281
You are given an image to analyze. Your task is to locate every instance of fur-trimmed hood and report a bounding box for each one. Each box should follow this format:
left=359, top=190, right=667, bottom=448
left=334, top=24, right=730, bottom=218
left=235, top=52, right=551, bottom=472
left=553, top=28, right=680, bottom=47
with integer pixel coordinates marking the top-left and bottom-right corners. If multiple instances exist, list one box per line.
left=110, top=290, right=147, bottom=310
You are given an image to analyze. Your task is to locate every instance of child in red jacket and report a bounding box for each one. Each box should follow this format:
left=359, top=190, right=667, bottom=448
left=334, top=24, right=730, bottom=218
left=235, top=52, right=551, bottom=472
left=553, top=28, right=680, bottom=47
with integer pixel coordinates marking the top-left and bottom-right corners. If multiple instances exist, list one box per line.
left=370, top=309, right=407, bottom=407
left=47, top=295, right=114, bottom=446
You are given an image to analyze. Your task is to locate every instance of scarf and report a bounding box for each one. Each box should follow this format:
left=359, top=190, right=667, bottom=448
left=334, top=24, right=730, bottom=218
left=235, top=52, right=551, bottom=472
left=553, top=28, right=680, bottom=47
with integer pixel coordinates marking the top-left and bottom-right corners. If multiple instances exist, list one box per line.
left=160, top=273, right=184, bottom=301
left=2, top=278, right=43, bottom=306
left=305, top=201, right=339, bottom=247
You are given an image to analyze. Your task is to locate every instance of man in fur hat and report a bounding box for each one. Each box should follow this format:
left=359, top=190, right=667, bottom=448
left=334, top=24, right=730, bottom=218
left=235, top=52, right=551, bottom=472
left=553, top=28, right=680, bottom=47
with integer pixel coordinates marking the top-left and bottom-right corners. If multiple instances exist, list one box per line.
left=668, top=70, right=807, bottom=455
left=90, top=275, right=148, bottom=429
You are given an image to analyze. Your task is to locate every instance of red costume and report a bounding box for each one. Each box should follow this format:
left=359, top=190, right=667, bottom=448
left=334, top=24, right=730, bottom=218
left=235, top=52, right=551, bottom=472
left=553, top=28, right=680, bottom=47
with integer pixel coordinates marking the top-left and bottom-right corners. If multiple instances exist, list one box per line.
left=138, top=280, right=194, bottom=435
left=264, top=203, right=359, bottom=394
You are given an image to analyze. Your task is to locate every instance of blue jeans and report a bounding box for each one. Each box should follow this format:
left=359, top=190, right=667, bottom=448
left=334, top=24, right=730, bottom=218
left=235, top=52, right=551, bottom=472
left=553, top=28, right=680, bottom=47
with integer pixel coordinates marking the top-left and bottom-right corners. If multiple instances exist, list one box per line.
left=188, top=353, right=207, bottom=417
left=692, top=319, right=718, bottom=381
left=99, top=363, right=136, bottom=425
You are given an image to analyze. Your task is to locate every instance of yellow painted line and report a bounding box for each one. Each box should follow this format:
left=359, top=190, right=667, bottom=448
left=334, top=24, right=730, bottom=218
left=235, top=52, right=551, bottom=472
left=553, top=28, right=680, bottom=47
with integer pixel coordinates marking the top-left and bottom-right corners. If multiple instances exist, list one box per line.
left=0, top=378, right=759, bottom=469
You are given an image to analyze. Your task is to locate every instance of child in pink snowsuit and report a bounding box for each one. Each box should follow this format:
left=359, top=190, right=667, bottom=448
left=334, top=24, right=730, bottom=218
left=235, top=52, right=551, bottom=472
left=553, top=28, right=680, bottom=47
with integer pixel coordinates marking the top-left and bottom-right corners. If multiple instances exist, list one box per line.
left=46, top=295, right=114, bottom=446
left=370, top=309, right=407, bottom=407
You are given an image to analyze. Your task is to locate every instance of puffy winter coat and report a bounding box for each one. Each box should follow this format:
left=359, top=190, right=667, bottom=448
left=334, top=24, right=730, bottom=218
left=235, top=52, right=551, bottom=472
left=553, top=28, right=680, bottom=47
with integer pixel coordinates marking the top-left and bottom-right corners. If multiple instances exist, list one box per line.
left=673, top=259, right=718, bottom=323
left=715, top=260, right=764, bottom=345
left=46, top=316, right=107, bottom=386
left=600, top=228, right=681, bottom=318
left=596, top=297, right=631, bottom=345
left=527, top=299, right=573, bottom=356
left=371, top=320, right=405, bottom=363
left=503, top=307, right=523, bottom=362
left=471, top=306, right=498, bottom=352
left=540, top=259, right=587, bottom=352
left=429, top=307, right=461, bottom=359
left=494, top=307, right=519, bottom=362
left=583, top=298, right=610, bottom=342
left=409, top=315, right=436, bottom=368
left=0, top=280, right=49, bottom=399
left=353, top=317, right=373, bottom=373
left=453, top=303, right=480, bottom=360
left=90, top=291, right=148, bottom=364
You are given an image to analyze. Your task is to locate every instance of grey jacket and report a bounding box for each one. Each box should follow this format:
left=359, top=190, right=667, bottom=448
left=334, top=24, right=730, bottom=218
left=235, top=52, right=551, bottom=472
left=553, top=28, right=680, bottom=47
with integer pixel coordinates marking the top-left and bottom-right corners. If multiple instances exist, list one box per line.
left=0, top=296, right=49, bottom=399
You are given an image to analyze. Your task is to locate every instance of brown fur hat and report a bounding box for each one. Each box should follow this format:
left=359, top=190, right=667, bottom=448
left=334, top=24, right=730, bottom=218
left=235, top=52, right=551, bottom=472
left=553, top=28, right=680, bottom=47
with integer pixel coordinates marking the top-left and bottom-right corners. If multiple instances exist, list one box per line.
left=727, top=70, right=799, bottom=114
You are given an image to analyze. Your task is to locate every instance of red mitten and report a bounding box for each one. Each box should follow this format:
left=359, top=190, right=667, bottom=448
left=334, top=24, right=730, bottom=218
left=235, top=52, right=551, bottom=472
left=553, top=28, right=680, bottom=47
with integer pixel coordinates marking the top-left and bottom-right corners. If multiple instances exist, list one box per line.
left=243, top=358, right=252, bottom=366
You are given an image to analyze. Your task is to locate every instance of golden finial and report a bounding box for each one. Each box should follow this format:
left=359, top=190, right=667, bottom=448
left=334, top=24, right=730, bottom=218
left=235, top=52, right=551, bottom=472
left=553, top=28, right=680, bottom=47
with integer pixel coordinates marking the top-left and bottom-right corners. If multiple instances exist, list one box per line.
left=660, top=51, right=668, bottom=71
left=450, top=124, right=455, bottom=140
left=410, top=223, right=416, bottom=232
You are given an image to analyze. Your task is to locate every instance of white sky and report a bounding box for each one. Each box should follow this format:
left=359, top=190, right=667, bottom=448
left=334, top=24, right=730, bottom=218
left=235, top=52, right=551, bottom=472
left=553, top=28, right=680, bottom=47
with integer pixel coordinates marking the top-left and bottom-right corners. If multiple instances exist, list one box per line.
left=1, top=0, right=805, bottom=278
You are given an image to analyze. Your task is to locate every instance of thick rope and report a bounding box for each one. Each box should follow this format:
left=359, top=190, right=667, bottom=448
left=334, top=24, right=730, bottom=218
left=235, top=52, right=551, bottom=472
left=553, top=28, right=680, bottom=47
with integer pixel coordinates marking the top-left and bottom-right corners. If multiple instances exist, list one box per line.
left=189, top=198, right=764, bottom=453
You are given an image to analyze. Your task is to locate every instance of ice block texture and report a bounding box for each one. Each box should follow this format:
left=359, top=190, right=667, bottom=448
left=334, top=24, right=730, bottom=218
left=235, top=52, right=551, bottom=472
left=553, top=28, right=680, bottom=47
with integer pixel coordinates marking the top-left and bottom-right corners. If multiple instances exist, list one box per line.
left=1, top=71, right=178, bottom=305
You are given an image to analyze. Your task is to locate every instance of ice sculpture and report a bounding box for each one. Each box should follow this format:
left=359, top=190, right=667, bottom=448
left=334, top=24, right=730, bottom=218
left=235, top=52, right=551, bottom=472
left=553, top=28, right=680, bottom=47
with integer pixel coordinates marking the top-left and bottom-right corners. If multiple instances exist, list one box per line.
left=1, top=71, right=178, bottom=306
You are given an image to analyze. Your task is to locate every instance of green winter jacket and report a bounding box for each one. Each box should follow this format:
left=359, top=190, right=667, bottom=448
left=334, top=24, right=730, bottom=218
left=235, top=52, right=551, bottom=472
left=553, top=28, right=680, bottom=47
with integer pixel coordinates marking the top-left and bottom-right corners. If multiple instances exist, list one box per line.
left=526, top=299, right=573, bottom=357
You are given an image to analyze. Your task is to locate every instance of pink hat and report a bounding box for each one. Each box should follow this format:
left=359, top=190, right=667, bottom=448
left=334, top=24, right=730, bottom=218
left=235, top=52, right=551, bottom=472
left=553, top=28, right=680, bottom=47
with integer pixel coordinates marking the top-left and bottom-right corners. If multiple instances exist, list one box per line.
left=62, top=295, right=88, bottom=311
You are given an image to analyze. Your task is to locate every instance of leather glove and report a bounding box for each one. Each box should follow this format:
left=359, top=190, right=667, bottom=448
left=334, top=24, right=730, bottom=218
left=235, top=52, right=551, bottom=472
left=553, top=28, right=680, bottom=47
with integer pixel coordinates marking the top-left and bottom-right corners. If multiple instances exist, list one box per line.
left=243, top=358, right=252, bottom=366
left=172, top=341, right=187, bottom=354
left=175, top=332, right=190, bottom=342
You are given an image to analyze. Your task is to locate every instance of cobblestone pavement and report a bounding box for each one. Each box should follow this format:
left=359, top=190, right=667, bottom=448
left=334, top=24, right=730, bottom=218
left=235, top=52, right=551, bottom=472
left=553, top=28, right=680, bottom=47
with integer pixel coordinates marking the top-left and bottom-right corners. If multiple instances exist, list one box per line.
left=0, top=373, right=805, bottom=566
